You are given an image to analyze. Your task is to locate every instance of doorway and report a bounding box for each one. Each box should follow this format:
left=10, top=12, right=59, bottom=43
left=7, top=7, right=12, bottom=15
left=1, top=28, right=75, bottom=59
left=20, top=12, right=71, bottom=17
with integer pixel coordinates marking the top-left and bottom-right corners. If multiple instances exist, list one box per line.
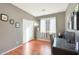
left=23, top=19, right=34, bottom=43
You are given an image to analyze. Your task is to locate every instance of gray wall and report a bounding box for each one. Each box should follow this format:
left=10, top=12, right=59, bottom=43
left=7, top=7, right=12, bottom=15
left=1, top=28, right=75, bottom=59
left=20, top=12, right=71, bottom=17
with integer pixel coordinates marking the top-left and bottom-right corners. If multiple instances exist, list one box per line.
left=36, top=12, right=65, bottom=34
left=0, top=3, right=35, bottom=54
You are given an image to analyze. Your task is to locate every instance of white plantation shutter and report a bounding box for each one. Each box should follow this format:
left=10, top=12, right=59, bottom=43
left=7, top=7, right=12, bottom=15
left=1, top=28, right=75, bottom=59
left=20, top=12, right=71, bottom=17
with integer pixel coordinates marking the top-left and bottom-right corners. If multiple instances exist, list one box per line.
left=49, top=17, right=56, bottom=34
left=40, top=17, right=56, bottom=34
left=40, top=19, right=46, bottom=33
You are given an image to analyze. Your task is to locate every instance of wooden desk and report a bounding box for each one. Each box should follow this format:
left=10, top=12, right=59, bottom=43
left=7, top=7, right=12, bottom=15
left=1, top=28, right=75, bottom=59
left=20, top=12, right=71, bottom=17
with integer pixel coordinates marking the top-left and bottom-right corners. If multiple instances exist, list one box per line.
left=52, top=38, right=78, bottom=55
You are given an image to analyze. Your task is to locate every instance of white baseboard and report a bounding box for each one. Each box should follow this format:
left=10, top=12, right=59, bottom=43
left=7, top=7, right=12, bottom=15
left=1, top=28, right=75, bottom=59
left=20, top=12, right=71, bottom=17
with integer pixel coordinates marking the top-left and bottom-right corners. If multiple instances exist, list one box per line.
left=37, top=39, right=50, bottom=42
left=1, top=39, right=33, bottom=55
left=1, top=44, right=23, bottom=55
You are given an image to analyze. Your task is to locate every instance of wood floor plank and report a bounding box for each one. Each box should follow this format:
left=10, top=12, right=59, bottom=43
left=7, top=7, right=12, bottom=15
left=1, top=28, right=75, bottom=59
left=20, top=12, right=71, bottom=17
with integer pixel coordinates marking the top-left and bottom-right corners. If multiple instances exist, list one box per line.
left=6, top=39, right=51, bottom=55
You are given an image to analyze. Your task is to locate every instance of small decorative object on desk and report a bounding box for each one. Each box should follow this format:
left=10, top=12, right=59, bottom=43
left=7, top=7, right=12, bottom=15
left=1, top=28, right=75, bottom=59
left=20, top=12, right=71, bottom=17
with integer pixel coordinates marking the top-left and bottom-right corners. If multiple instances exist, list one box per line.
left=0, top=14, right=8, bottom=22
left=58, top=33, right=61, bottom=36
left=58, top=32, right=63, bottom=38
left=15, top=22, right=20, bottom=28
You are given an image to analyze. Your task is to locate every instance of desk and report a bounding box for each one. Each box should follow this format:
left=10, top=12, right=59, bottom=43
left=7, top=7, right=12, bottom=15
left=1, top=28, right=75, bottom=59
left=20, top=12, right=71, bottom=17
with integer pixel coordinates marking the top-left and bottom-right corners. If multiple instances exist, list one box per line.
left=52, top=38, right=78, bottom=55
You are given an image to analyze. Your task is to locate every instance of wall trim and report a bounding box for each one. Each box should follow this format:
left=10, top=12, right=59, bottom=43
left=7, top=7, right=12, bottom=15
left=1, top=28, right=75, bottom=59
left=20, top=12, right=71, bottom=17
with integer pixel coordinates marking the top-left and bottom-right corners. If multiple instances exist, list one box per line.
left=0, top=39, right=33, bottom=55
left=0, top=44, right=23, bottom=55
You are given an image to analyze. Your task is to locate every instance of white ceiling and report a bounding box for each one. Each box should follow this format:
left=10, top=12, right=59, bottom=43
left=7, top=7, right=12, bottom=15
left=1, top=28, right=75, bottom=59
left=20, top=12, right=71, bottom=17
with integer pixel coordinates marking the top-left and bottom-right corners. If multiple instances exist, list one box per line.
left=12, top=3, right=69, bottom=17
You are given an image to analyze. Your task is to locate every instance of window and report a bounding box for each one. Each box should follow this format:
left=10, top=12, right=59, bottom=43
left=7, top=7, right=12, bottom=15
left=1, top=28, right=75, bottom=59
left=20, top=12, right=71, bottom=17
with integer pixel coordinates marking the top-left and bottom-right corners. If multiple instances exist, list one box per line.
left=40, top=19, right=46, bottom=33
left=49, top=17, right=56, bottom=34
left=40, top=17, right=56, bottom=34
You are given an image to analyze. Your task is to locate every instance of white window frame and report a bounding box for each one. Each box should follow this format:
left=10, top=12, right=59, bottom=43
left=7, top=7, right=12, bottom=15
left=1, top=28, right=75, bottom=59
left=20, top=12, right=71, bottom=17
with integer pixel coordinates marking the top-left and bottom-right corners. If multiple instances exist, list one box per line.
left=40, top=17, right=56, bottom=34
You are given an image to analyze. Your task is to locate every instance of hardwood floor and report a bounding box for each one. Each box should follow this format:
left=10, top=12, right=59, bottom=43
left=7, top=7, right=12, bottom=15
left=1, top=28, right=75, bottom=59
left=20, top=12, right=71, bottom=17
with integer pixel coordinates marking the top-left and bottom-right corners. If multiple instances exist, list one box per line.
left=6, top=39, right=51, bottom=55
left=5, top=39, right=78, bottom=55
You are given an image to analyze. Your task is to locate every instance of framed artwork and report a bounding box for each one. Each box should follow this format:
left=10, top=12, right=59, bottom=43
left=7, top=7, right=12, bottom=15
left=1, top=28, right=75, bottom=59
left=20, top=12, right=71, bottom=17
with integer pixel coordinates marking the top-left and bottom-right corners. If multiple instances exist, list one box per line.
left=15, top=22, right=20, bottom=28
left=0, top=14, right=8, bottom=22
left=9, top=19, right=14, bottom=25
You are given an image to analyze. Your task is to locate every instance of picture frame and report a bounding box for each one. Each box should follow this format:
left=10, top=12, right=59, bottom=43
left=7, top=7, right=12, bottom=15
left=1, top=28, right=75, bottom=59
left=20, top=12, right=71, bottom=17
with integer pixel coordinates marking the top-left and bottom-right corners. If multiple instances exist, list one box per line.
left=9, top=19, right=14, bottom=25
left=15, top=22, right=20, bottom=28
left=0, top=14, right=8, bottom=22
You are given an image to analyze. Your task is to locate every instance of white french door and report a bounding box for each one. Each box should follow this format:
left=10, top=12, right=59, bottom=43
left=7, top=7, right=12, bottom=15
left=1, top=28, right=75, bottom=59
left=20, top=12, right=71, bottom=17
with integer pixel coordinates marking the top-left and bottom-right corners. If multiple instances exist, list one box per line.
left=23, top=19, right=34, bottom=43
